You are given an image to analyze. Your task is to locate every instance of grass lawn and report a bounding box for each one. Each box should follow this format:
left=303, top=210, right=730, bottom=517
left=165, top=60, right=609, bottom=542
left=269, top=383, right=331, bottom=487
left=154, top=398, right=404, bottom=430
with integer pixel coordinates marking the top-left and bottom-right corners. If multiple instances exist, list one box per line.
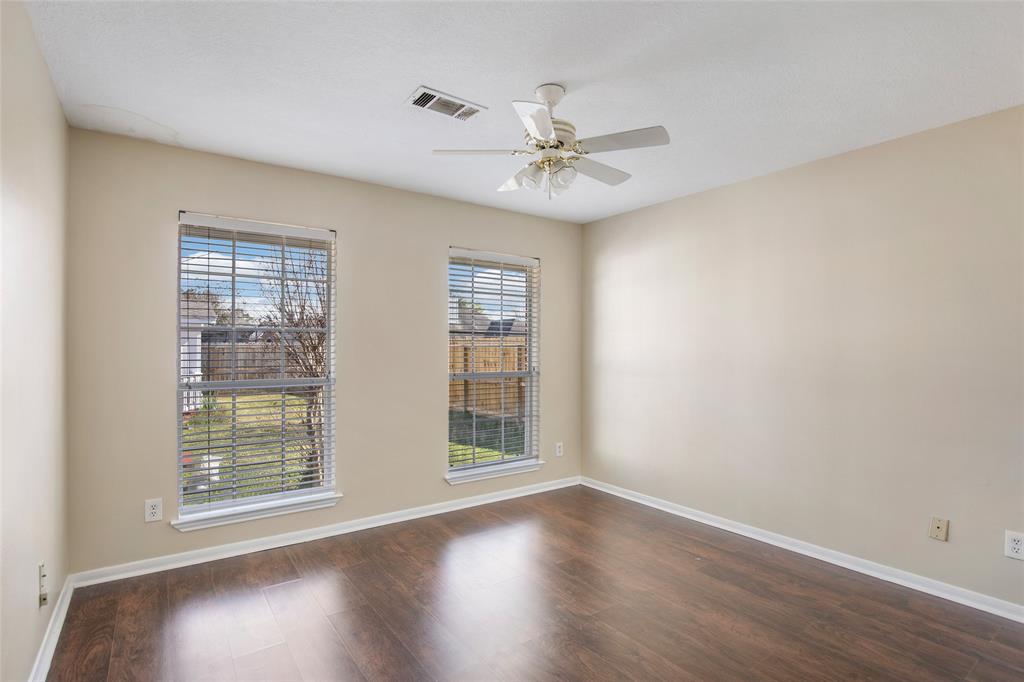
left=448, top=409, right=525, bottom=468
left=448, top=441, right=506, bottom=466
left=182, top=396, right=526, bottom=506
left=181, top=391, right=325, bottom=506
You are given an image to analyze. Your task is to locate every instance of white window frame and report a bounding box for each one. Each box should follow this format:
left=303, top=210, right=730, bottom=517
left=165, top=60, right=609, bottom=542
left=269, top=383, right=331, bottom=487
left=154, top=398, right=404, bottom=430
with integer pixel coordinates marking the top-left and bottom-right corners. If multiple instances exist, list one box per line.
left=446, top=247, right=542, bottom=484
left=173, top=211, right=340, bottom=531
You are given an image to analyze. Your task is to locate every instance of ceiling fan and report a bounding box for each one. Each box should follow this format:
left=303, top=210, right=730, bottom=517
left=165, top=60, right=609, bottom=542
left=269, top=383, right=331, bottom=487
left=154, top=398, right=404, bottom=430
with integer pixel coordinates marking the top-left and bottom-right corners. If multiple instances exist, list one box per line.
left=433, top=84, right=670, bottom=197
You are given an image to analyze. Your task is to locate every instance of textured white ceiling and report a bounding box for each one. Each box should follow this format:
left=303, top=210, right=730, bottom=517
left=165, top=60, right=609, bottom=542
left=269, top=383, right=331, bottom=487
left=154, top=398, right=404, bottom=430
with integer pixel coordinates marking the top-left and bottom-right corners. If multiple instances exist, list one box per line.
left=26, top=1, right=1024, bottom=224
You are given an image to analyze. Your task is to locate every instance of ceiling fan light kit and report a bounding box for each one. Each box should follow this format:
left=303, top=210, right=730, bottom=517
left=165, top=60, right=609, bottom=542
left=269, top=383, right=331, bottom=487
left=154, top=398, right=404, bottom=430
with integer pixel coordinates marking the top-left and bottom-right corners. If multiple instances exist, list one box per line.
left=434, top=83, right=670, bottom=197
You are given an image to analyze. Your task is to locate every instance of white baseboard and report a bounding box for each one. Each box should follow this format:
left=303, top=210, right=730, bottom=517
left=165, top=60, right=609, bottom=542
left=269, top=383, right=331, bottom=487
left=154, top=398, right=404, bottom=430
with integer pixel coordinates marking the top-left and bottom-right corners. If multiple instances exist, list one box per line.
left=580, top=477, right=1024, bottom=625
left=29, top=575, right=73, bottom=682
left=30, top=475, right=581, bottom=680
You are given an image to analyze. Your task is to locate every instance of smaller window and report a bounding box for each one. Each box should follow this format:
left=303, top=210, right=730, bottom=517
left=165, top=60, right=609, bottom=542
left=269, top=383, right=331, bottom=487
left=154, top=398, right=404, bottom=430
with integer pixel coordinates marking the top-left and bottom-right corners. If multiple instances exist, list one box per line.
left=447, top=248, right=540, bottom=478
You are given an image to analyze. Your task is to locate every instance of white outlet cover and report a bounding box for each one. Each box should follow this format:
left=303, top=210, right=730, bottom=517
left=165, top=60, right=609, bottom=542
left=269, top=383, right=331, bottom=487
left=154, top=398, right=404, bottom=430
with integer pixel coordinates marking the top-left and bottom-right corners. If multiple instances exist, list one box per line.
left=555, top=442, right=564, bottom=457
left=145, top=497, right=163, bottom=522
left=1006, top=530, right=1024, bottom=560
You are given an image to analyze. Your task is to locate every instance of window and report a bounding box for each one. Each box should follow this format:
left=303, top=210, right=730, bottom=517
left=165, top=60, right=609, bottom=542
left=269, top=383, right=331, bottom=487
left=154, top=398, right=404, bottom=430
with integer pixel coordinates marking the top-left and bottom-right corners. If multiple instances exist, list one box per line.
left=448, top=248, right=540, bottom=482
left=175, top=212, right=337, bottom=529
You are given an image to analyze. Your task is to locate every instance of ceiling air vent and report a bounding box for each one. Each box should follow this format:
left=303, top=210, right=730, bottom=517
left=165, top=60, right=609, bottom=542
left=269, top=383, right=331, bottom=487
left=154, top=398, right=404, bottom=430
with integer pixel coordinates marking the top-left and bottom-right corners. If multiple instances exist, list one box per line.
left=407, top=86, right=486, bottom=122
left=411, top=92, right=436, bottom=108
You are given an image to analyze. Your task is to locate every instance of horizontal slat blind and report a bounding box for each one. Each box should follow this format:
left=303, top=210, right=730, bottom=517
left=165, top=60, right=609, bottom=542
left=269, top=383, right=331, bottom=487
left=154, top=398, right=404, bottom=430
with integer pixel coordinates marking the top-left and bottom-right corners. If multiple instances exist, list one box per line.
left=178, top=218, right=336, bottom=513
left=448, top=248, right=540, bottom=470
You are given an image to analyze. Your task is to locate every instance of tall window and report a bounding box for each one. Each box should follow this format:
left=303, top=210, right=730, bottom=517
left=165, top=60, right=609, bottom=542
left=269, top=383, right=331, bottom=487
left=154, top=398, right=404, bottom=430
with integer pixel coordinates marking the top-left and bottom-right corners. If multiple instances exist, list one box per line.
left=177, top=212, right=336, bottom=521
left=448, top=248, right=540, bottom=476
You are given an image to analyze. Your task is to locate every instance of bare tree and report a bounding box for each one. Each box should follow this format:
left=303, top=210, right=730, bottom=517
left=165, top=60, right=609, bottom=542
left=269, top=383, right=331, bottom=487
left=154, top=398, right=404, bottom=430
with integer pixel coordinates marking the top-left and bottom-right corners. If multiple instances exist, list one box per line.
left=257, top=246, right=330, bottom=489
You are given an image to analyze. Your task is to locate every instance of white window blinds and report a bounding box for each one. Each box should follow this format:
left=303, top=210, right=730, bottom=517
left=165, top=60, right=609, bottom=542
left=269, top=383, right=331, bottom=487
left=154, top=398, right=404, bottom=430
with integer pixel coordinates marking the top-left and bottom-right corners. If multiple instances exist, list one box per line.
left=178, top=212, right=336, bottom=514
left=448, top=248, right=540, bottom=470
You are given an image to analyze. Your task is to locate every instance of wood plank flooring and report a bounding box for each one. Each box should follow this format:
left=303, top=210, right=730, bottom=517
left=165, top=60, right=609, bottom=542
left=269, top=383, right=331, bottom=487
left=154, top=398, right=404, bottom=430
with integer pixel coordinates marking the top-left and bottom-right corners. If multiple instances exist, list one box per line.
left=49, top=486, right=1024, bottom=681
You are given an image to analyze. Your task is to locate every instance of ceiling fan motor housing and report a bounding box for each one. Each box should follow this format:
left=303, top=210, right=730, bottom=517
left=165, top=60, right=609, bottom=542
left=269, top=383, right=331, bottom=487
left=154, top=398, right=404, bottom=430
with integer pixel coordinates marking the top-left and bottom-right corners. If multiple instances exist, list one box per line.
left=553, top=120, right=577, bottom=147
left=524, top=119, right=577, bottom=149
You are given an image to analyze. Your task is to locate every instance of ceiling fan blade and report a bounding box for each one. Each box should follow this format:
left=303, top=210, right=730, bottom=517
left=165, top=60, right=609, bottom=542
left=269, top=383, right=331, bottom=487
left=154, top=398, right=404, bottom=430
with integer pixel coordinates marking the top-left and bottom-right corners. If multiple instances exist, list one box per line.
left=512, top=101, right=556, bottom=143
left=571, top=156, right=631, bottom=186
left=577, top=126, right=670, bottom=154
left=498, top=166, right=529, bottom=191
left=433, top=149, right=528, bottom=155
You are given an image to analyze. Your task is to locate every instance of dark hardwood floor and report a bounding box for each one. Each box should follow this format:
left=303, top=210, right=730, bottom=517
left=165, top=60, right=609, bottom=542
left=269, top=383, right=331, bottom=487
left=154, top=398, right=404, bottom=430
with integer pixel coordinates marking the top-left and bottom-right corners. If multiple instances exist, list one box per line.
left=49, top=486, right=1024, bottom=681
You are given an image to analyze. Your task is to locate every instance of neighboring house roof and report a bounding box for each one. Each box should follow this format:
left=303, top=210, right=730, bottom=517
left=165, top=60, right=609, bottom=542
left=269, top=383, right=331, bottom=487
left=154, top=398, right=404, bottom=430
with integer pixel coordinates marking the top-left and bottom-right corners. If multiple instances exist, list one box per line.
left=201, top=328, right=258, bottom=343
left=485, top=318, right=526, bottom=336
left=451, top=308, right=526, bottom=337
left=453, top=301, right=524, bottom=336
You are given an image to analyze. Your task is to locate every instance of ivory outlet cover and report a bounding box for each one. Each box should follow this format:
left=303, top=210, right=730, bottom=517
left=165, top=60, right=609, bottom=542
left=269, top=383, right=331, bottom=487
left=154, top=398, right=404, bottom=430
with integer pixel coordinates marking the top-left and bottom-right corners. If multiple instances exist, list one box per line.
left=928, top=517, right=949, bottom=542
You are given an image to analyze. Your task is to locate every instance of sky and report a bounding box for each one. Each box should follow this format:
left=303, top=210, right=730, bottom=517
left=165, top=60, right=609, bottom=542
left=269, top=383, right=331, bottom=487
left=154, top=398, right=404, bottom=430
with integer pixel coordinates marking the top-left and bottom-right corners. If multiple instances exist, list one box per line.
left=182, top=234, right=531, bottom=326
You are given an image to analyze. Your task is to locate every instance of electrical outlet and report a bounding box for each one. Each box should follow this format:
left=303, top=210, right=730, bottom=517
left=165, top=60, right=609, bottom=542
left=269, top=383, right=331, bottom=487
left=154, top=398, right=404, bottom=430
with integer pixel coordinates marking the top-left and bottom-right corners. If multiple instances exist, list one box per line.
left=928, top=517, right=949, bottom=542
left=38, top=562, right=48, bottom=607
left=145, top=498, right=163, bottom=523
left=1005, top=530, right=1024, bottom=560
left=555, top=442, right=564, bottom=457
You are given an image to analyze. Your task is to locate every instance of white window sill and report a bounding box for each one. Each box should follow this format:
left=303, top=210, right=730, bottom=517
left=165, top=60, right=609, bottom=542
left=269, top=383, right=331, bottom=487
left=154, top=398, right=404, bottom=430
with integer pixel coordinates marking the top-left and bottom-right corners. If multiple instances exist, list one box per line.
left=445, top=458, right=545, bottom=485
left=171, top=491, right=342, bottom=532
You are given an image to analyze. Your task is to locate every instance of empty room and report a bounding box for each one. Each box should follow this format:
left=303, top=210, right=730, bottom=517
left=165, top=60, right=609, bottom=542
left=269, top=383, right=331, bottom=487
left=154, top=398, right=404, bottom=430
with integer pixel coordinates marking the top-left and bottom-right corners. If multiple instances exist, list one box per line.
left=2, top=1, right=1022, bottom=680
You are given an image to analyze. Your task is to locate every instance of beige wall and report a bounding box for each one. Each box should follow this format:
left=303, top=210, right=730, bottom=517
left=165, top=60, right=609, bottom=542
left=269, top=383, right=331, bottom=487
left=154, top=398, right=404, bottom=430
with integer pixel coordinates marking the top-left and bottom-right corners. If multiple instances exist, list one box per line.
left=1, top=2, right=69, bottom=679
left=65, top=129, right=581, bottom=572
left=583, top=107, right=1024, bottom=604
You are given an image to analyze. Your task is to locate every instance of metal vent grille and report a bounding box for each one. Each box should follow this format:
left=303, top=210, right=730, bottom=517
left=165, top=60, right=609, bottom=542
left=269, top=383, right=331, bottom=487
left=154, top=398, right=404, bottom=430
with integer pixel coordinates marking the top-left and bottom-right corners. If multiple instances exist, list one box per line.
left=428, top=97, right=465, bottom=117
left=411, top=92, right=436, bottom=108
left=407, top=86, right=486, bottom=122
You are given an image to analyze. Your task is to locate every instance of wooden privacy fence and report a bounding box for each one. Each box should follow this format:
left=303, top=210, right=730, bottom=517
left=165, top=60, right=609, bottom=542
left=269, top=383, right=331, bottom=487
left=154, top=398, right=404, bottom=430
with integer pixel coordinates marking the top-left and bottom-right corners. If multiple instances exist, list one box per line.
left=449, top=336, right=527, bottom=417
left=201, top=342, right=282, bottom=382
left=200, top=339, right=527, bottom=416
